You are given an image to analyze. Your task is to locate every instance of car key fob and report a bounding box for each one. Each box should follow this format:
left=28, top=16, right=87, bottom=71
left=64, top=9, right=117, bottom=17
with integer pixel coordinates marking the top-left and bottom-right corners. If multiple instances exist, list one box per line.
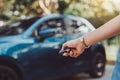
left=59, top=47, right=75, bottom=55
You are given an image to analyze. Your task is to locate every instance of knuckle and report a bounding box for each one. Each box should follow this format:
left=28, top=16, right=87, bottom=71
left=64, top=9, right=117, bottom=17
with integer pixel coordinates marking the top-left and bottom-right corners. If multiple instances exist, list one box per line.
left=62, top=43, right=66, bottom=47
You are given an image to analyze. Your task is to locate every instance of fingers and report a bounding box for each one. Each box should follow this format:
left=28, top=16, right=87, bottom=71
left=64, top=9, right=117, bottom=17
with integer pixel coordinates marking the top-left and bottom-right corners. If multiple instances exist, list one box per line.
left=63, top=50, right=81, bottom=58
left=62, top=48, right=84, bottom=57
left=69, top=50, right=77, bottom=57
left=63, top=53, right=69, bottom=56
left=61, top=43, right=67, bottom=51
left=61, top=41, right=74, bottom=50
left=63, top=51, right=75, bottom=57
left=61, top=39, right=85, bottom=58
left=69, top=50, right=74, bottom=57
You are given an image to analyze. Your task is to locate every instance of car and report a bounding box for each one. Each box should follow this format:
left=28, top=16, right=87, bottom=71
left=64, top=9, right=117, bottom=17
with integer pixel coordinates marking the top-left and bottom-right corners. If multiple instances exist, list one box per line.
left=0, top=14, right=106, bottom=80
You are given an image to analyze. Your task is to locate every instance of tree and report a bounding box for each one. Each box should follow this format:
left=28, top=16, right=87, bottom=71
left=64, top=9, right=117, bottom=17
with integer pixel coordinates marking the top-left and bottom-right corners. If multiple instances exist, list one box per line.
left=0, top=0, right=120, bottom=24
left=0, top=0, right=15, bottom=20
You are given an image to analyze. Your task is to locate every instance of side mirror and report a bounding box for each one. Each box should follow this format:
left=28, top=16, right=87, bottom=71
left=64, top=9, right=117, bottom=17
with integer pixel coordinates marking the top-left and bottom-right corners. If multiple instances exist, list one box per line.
left=39, top=28, right=56, bottom=38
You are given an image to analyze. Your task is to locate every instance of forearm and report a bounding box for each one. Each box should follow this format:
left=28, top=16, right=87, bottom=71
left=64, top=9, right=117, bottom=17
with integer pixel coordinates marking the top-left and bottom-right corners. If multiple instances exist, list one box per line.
left=84, top=15, right=120, bottom=46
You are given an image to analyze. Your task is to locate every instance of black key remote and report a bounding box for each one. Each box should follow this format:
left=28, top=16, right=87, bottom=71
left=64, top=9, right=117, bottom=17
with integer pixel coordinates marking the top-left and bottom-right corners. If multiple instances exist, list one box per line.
left=59, top=47, right=75, bottom=55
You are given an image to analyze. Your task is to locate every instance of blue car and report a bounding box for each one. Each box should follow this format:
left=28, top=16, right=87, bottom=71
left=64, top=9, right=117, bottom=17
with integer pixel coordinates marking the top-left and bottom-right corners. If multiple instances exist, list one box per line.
left=0, top=14, right=106, bottom=80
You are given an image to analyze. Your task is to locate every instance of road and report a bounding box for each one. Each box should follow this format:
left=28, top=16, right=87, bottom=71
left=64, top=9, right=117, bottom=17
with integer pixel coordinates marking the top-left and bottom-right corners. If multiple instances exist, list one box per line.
left=60, top=64, right=114, bottom=80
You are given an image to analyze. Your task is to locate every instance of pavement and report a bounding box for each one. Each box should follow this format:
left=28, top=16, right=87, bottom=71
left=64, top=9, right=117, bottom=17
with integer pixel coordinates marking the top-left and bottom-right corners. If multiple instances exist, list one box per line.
left=60, top=64, right=115, bottom=80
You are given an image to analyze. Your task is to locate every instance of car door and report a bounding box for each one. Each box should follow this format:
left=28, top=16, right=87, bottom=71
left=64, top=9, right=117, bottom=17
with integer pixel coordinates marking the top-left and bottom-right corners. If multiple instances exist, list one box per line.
left=18, top=17, right=69, bottom=80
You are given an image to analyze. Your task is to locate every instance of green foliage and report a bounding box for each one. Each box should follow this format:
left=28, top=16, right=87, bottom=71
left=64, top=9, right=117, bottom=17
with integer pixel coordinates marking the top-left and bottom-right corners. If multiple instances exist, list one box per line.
left=0, top=0, right=120, bottom=25
left=0, top=0, right=15, bottom=20
left=0, top=0, right=39, bottom=20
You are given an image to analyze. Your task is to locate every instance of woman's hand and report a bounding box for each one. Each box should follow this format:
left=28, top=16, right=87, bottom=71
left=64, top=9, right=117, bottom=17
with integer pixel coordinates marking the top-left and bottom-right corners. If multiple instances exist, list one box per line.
left=61, top=38, right=85, bottom=58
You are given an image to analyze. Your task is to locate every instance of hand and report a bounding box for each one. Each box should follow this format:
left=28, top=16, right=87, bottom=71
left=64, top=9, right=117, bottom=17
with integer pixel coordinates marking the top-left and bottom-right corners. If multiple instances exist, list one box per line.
left=61, top=38, right=85, bottom=58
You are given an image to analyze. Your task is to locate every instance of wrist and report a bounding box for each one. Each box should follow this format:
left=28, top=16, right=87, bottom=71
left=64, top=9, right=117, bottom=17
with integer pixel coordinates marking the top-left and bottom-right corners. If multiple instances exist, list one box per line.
left=79, top=37, right=90, bottom=48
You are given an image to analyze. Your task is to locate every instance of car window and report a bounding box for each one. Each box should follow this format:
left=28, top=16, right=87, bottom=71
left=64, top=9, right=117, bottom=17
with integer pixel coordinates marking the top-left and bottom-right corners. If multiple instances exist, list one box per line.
left=32, top=18, right=65, bottom=42
left=34, top=18, right=65, bottom=36
left=72, top=20, right=90, bottom=33
left=46, top=18, right=66, bottom=37
left=0, top=16, right=40, bottom=36
left=65, top=16, right=93, bottom=35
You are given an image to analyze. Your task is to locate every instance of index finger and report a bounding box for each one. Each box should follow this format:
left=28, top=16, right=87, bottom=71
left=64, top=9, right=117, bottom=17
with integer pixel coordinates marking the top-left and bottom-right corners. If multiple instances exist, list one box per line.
left=61, top=43, right=67, bottom=50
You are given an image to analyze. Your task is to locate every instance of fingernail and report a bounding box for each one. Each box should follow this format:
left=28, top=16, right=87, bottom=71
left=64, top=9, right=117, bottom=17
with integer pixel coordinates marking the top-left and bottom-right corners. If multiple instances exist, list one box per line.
left=63, top=54, right=66, bottom=56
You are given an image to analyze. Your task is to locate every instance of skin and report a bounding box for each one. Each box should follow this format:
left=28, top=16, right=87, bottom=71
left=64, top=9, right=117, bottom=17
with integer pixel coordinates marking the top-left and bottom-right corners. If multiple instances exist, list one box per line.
left=61, top=15, right=120, bottom=58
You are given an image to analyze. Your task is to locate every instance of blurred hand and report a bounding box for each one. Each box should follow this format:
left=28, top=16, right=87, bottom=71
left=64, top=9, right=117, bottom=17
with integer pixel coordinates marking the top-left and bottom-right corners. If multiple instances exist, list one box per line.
left=61, top=38, right=85, bottom=58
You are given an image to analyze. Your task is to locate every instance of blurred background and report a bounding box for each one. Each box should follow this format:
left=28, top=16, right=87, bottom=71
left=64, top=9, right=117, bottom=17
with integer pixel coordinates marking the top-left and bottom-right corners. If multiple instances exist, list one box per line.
left=0, top=0, right=119, bottom=62
left=0, top=0, right=120, bottom=79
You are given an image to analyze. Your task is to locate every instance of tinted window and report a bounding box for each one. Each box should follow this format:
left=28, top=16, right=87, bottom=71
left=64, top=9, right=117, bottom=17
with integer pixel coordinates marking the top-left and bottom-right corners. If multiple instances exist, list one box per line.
left=34, top=18, right=65, bottom=37
left=65, top=16, right=93, bottom=35
left=0, top=16, right=41, bottom=36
